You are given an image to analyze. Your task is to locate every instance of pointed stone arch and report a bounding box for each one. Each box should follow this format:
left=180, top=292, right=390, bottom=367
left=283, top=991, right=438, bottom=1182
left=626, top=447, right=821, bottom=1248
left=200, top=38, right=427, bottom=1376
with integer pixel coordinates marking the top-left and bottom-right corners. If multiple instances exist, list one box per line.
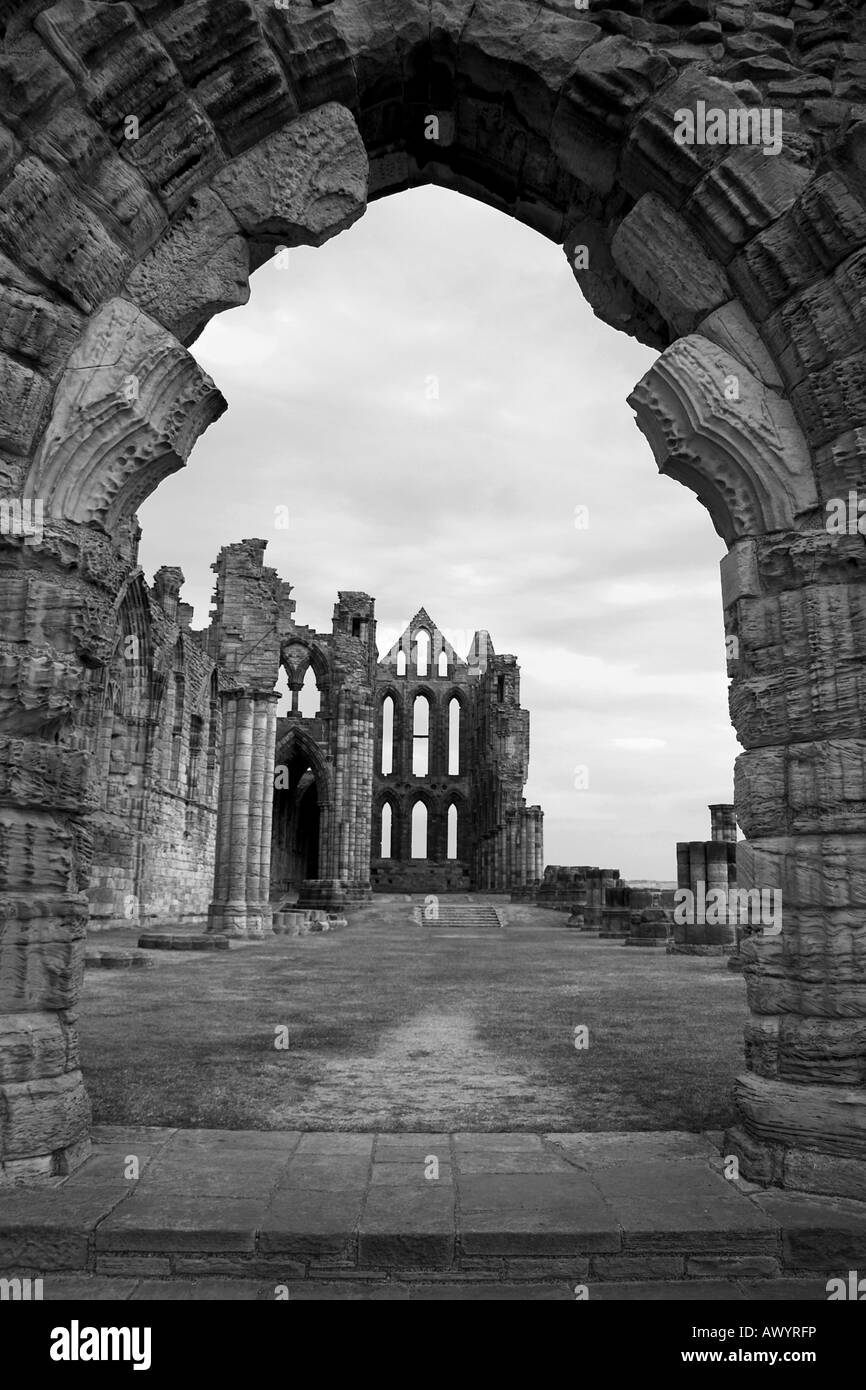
left=0, top=0, right=865, bottom=1193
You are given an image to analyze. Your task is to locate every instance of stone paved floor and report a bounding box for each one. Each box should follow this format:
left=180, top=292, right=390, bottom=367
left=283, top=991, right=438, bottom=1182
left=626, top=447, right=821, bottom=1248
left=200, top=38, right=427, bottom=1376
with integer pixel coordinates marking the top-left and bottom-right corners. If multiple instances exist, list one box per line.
left=2, top=1128, right=864, bottom=1300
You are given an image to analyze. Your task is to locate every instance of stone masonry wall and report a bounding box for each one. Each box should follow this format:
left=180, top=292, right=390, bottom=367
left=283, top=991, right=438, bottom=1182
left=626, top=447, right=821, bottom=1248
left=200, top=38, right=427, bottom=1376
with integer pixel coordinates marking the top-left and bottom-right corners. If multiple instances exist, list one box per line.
left=87, top=563, right=221, bottom=928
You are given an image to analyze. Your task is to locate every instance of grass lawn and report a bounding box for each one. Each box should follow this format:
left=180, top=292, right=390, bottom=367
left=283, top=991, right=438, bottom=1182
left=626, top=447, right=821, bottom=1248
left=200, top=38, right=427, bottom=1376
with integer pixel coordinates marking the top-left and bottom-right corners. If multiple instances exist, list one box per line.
left=80, top=900, right=749, bottom=1133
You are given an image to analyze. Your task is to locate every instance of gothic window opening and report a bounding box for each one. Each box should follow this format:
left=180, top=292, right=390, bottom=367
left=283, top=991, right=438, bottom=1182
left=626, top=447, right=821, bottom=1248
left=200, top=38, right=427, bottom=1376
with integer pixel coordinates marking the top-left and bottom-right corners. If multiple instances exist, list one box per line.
left=381, top=695, right=394, bottom=775
left=448, top=696, right=460, bottom=775
left=412, top=694, right=429, bottom=776
left=299, top=664, right=321, bottom=717
left=438, top=650, right=448, bottom=677
left=416, top=628, right=430, bottom=677
left=411, top=801, right=428, bottom=859
left=274, top=663, right=292, bottom=716
left=396, top=649, right=407, bottom=676
left=447, top=803, right=458, bottom=859
left=381, top=802, right=392, bottom=857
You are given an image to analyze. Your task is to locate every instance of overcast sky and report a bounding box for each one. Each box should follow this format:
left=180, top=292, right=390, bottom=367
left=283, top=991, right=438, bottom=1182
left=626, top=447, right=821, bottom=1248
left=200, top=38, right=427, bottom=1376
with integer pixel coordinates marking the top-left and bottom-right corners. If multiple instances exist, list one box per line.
left=137, top=185, right=739, bottom=880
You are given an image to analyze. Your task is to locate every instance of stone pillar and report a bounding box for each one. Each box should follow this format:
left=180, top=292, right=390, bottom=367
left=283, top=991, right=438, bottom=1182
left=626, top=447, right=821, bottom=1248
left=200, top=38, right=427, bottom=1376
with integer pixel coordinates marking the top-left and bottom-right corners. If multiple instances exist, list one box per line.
left=533, top=813, right=544, bottom=882
left=0, top=528, right=125, bottom=1179
left=208, top=690, right=277, bottom=938
left=724, top=533, right=866, bottom=1199
left=254, top=694, right=278, bottom=933
left=710, top=803, right=737, bottom=843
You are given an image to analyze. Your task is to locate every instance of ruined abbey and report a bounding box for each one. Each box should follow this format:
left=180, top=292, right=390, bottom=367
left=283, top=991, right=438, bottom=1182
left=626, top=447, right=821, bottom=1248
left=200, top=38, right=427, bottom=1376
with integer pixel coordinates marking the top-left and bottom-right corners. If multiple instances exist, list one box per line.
left=88, top=534, right=543, bottom=933
left=1, top=0, right=866, bottom=1205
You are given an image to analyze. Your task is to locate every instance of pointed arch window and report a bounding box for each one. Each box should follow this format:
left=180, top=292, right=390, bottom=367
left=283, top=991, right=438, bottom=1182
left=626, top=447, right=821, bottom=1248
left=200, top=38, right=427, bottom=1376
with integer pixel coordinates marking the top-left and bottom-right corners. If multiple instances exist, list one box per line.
left=381, top=802, right=393, bottom=857
left=412, top=694, right=429, bottom=776
left=448, top=696, right=460, bottom=775
left=447, top=803, right=458, bottom=860
left=438, top=650, right=448, bottom=677
left=416, top=629, right=430, bottom=677
left=411, top=801, right=428, bottom=859
left=381, top=695, right=394, bottom=775
left=299, top=665, right=320, bottom=717
left=396, top=649, right=407, bottom=676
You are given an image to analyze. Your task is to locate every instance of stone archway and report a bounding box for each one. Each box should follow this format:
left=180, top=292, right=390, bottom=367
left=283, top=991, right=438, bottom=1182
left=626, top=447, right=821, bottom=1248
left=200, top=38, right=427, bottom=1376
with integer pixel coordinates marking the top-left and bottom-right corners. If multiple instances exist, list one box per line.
left=271, top=724, right=332, bottom=900
left=1, top=0, right=865, bottom=1197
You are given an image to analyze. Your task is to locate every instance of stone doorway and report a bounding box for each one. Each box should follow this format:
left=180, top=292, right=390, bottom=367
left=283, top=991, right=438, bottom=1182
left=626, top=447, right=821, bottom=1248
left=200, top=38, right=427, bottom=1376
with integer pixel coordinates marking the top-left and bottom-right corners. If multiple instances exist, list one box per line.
left=272, top=745, right=323, bottom=898
left=0, top=1, right=865, bottom=1201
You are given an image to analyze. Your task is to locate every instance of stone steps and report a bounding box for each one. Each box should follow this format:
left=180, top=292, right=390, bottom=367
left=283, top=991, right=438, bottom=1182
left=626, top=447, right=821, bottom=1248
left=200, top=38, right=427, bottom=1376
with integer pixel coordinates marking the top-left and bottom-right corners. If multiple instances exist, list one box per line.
left=417, top=902, right=502, bottom=929
left=4, top=1128, right=863, bottom=1297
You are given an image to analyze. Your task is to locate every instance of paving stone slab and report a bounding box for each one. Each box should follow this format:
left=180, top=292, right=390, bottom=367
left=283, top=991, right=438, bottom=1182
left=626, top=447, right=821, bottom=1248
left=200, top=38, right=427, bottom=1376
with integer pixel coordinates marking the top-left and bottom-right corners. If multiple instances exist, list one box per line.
left=457, top=1151, right=572, bottom=1174
left=278, top=1156, right=371, bottom=1190
left=591, top=1161, right=778, bottom=1252
left=369, top=1161, right=452, bottom=1185
left=374, top=1135, right=451, bottom=1157
left=749, top=1190, right=866, bottom=1271
left=92, top=1126, right=177, bottom=1147
left=295, top=1134, right=374, bottom=1156
left=259, top=1188, right=362, bottom=1258
left=0, top=1189, right=131, bottom=1270
left=359, top=1183, right=456, bottom=1267
left=134, top=1157, right=287, bottom=1198
left=96, top=1196, right=264, bottom=1252
left=545, top=1132, right=720, bottom=1166
left=454, top=1134, right=545, bottom=1153
left=5, top=1130, right=864, bottom=1288
left=63, top=1152, right=160, bottom=1185
left=458, top=1173, right=621, bottom=1256
left=161, top=1129, right=302, bottom=1153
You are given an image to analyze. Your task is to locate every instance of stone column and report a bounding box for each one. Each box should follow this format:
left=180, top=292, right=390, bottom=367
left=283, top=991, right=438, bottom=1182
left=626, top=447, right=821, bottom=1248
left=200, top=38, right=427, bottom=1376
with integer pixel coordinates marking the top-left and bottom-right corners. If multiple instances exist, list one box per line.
left=208, top=690, right=276, bottom=937
left=534, top=813, right=544, bottom=882
left=724, top=532, right=866, bottom=1199
left=0, top=528, right=123, bottom=1179
left=253, top=694, right=279, bottom=933
left=710, top=803, right=737, bottom=843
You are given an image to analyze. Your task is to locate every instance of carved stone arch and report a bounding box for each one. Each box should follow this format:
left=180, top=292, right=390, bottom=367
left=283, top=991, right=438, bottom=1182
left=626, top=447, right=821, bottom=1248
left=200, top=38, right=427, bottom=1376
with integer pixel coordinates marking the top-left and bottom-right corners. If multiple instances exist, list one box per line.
left=274, top=722, right=332, bottom=808
left=3, top=0, right=866, bottom=1194
left=377, top=682, right=402, bottom=709
left=280, top=637, right=331, bottom=692
left=411, top=683, right=438, bottom=710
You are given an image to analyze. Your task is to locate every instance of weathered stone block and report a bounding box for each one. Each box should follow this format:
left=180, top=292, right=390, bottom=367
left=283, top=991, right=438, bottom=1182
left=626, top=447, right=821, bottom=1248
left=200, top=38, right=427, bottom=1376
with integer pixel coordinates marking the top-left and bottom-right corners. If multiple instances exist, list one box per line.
left=0, top=156, right=131, bottom=313
left=210, top=102, right=367, bottom=249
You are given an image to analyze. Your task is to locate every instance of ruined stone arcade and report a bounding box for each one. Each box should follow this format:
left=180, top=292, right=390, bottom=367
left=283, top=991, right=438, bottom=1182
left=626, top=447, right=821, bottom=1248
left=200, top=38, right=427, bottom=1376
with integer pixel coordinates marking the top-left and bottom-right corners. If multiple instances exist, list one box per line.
left=0, top=0, right=864, bottom=1201
left=81, top=537, right=543, bottom=934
